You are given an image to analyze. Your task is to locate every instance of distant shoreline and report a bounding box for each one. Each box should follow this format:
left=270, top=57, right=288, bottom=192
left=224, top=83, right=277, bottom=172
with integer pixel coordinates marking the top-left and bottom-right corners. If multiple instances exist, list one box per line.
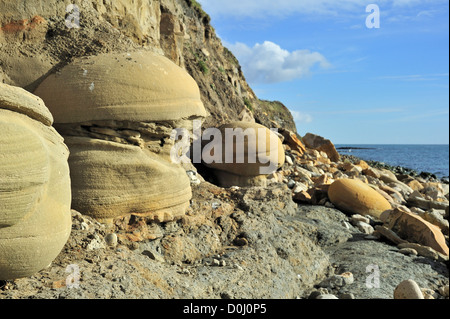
left=336, top=147, right=376, bottom=150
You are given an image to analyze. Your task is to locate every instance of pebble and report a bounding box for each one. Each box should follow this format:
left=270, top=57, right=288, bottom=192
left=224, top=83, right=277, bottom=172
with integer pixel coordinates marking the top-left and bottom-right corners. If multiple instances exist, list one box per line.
left=285, top=155, right=293, bottom=166
left=398, top=248, right=418, bottom=256
left=318, top=272, right=354, bottom=288
left=351, top=214, right=371, bottom=225
left=105, top=233, right=118, bottom=248
left=316, top=294, right=339, bottom=299
left=394, top=279, right=424, bottom=299
left=355, top=221, right=374, bottom=235
left=308, top=289, right=329, bottom=299
left=439, top=285, right=449, bottom=297
left=421, top=288, right=437, bottom=299
left=186, top=170, right=201, bottom=185
left=287, top=179, right=296, bottom=189
left=342, top=221, right=351, bottom=230
left=339, top=293, right=355, bottom=299
left=80, top=222, right=90, bottom=231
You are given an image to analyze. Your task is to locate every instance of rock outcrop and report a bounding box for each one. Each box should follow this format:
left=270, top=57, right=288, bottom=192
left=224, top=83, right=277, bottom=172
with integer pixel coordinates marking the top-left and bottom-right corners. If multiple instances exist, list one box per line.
left=33, top=51, right=207, bottom=223
left=0, top=83, right=72, bottom=280
left=0, top=0, right=285, bottom=131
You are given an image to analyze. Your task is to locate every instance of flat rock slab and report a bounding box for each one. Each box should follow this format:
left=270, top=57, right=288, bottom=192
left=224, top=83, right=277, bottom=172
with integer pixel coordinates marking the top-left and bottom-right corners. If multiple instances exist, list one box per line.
left=323, top=235, right=448, bottom=299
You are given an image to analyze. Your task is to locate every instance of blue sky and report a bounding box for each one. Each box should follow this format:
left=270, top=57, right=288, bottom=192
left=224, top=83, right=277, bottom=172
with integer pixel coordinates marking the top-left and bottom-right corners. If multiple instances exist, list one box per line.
left=198, top=0, right=449, bottom=144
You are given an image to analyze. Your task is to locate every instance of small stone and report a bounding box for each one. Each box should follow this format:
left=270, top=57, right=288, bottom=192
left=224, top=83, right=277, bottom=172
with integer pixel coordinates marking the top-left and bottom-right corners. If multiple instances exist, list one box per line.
left=397, top=243, right=439, bottom=260
left=293, top=182, right=308, bottom=193
left=340, top=272, right=354, bottom=285
left=308, top=288, right=329, bottom=299
left=80, top=222, right=90, bottom=231
left=186, top=170, right=201, bottom=185
left=351, top=214, right=371, bottom=225
left=316, top=294, right=339, bottom=299
left=285, top=155, right=293, bottom=166
left=212, top=259, right=221, bottom=266
left=421, top=288, right=437, bottom=299
left=339, top=293, right=355, bottom=299
left=287, top=179, right=296, bottom=189
left=394, top=279, right=424, bottom=299
left=342, top=221, right=351, bottom=230
left=105, top=233, right=118, bottom=248
left=355, top=221, right=374, bottom=235
left=318, top=272, right=354, bottom=288
left=398, top=248, right=418, bottom=256
left=439, top=285, right=449, bottom=297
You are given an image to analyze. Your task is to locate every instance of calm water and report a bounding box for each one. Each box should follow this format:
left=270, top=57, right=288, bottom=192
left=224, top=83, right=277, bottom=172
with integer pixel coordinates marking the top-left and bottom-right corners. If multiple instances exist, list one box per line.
left=335, top=144, right=449, bottom=179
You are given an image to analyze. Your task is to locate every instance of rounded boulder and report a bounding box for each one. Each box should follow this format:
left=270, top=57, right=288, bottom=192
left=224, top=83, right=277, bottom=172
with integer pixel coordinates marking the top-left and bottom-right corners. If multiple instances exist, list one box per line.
left=328, top=178, right=392, bottom=219
left=0, top=83, right=72, bottom=280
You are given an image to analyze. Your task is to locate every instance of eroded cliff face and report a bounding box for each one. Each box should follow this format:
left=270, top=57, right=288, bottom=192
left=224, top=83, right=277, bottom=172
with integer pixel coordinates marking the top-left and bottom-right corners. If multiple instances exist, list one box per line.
left=0, top=0, right=295, bottom=131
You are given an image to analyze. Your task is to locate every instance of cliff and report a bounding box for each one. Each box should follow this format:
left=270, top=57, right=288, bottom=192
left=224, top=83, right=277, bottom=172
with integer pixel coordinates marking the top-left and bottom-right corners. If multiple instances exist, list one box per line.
left=0, top=0, right=296, bottom=131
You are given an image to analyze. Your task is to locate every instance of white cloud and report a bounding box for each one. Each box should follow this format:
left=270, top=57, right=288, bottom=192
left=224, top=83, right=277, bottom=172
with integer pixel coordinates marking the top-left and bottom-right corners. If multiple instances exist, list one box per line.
left=290, top=110, right=313, bottom=123
left=228, top=41, right=330, bottom=84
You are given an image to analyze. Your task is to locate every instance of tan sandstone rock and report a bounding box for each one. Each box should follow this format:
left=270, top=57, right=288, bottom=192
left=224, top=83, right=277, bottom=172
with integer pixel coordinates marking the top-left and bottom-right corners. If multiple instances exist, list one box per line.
left=387, top=208, right=449, bottom=256
left=202, top=121, right=285, bottom=188
left=279, top=128, right=306, bottom=155
left=0, top=83, right=71, bottom=280
left=34, top=51, right=207, bottom=124
left=33, top=51, right=207, bottom=223
left=328, top=178, right=392, bottom=219
left=302, top=133, right=340, bottom=162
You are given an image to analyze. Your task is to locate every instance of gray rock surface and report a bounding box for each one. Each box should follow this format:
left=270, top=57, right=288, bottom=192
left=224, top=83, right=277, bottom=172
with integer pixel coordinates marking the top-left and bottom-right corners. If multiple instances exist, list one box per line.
left=2, top=181, right=446, bottom=299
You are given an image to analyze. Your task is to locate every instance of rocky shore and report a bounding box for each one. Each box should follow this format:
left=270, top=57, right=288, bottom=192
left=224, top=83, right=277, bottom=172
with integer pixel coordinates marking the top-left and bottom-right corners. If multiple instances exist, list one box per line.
left=1, top=132, right=448, bottom=299
left=1, top=0, right=448, bottom=301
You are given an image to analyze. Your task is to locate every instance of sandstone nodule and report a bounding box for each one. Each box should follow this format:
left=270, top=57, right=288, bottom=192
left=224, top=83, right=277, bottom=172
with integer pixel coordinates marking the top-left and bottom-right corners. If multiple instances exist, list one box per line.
left=0, top=83, right=72, bottom=280
left=328, top=178, right=392, bottom=219
left=33, top=51, right=207, bottom=223
left=202, top=121, right=285, bottom=188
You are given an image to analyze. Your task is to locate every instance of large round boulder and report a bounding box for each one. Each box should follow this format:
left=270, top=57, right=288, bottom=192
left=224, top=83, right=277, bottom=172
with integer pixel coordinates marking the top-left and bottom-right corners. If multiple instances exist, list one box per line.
left=33, top=51, right=207, bottom=223
left=202, top=121, right=285, bottom=187
left=0, top=83, right=71, bottom=280
left=328, top=178, right=392, bottom=219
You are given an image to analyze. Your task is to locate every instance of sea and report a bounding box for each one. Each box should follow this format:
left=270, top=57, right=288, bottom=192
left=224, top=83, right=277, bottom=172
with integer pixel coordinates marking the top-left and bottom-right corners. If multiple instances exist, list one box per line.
left=334, top=144, right=449, bottom=179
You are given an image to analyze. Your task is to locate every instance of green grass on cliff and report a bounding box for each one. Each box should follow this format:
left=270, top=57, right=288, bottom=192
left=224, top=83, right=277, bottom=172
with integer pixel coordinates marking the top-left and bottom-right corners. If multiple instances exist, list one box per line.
left=185, top=0, right=211, bottom=25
